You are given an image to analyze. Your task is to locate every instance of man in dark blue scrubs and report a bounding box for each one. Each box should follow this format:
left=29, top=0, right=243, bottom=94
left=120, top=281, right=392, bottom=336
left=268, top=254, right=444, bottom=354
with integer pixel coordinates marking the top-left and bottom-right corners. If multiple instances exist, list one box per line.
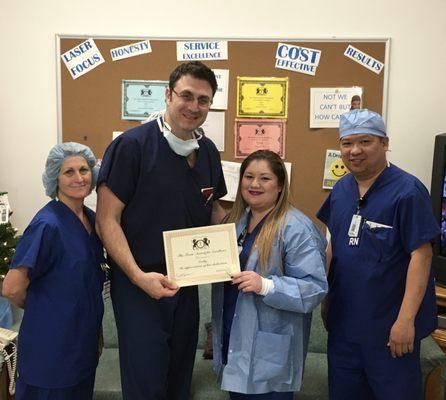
left=96, top=61, right=227, bottom=400
left=317, top=109, right=439, bottom=400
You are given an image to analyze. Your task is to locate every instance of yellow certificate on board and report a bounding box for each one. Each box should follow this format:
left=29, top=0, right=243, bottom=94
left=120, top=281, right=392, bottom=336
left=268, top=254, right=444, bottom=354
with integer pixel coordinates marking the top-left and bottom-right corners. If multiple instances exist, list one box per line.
left=163, top=224, right=241, bottom=287
left=237, top=77, right=288, bottom=118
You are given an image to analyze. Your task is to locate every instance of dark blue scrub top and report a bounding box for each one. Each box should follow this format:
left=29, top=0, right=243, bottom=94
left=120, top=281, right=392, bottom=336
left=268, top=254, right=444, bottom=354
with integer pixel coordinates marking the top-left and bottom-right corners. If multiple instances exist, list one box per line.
left=98, top=119, right=227, bottom=273
left=317, top=164, right=439, bottom=345
left=11, top=200, right=105, bottom=388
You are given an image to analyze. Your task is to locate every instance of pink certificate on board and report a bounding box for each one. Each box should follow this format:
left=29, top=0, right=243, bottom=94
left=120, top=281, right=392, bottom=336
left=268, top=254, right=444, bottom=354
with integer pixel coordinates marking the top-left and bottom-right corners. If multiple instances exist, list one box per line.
left=235, top=119, right=286, bottom=158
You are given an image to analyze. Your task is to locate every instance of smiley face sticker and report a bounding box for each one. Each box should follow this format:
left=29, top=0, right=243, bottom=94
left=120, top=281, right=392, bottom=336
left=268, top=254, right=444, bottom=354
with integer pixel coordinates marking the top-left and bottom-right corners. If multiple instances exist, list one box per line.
left=329, top=158, right=348, bottom=179
left=323, top=150, right=350, bottom=189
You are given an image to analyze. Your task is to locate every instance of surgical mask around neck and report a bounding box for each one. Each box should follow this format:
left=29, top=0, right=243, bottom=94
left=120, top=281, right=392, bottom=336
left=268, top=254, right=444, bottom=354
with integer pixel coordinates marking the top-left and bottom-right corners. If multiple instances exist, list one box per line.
left=157, top=116, right=202, bottom=157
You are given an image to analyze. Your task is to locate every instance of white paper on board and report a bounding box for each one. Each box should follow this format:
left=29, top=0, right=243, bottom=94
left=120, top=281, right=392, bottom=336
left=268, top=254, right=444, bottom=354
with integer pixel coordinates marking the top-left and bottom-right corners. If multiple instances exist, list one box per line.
left=309, top=87, right=363, bottom=128
left=211, top=69, right=229, bottom=110
left=221, top=161, right=241, bottom=202
left=112, top=131, right=123, bottom=140
left=200, top=112, right=225, bottom=152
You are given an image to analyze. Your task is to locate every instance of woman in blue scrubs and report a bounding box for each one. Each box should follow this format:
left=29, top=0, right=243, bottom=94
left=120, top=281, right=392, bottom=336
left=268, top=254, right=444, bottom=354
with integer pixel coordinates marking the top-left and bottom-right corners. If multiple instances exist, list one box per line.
left=2, top=142, right=105, bottom=400
left=212, top=150, right=328, bottom=399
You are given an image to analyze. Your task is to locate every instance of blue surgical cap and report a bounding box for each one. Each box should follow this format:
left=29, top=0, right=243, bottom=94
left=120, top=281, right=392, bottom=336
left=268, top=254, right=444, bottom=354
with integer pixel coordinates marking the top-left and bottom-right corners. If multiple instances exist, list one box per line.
left=339, top=109, right=386, bottom=139
left=42, top=142, right=99, bottom=199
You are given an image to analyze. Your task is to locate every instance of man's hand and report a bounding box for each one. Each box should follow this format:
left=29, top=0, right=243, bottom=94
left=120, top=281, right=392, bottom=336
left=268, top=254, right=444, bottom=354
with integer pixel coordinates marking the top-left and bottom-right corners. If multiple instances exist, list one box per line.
left=134, top=272, right=179, bottom=299
left=387, top=242, right=432, bottom=358
left=232, top=271, right=262, bottom=294
left=387, top=318, right=415, bottom=358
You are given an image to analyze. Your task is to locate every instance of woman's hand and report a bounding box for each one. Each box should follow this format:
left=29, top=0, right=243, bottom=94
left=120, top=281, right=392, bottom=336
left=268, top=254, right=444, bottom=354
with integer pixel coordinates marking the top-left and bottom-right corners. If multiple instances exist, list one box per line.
left=232, top=271, right=263, bottom=294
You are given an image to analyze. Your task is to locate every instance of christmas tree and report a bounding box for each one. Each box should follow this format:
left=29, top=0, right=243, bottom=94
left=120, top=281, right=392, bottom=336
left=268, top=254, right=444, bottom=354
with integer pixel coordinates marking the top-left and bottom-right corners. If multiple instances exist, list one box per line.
left=0, top=193, right=19, bottom=278
left=0, top=223, right=19, bottom=278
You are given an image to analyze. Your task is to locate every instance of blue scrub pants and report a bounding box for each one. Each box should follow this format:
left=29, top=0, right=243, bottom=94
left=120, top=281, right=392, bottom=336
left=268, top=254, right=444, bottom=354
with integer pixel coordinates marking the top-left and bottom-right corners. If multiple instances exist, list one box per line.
left=111, top=266, right=199, bottom=400
left=14, top=372, right=95, bottom=400
left=328, top=336, right=422, bottom=400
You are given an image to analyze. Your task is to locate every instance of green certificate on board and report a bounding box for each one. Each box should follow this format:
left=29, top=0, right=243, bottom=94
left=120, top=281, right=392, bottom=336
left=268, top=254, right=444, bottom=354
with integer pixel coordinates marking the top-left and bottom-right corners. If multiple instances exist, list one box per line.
left=122, top=80, right=168, bottom=121
left=236, top=77, right=288, bottom=118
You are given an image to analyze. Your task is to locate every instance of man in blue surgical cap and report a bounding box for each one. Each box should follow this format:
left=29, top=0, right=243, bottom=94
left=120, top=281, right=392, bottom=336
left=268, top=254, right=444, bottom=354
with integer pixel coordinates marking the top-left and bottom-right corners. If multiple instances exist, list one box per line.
left=317, top=109, right=439, bottom=400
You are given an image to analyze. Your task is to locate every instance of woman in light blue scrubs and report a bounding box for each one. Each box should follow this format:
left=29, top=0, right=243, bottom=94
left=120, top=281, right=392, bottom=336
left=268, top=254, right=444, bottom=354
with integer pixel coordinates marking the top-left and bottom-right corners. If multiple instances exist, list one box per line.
left=2, top=143, right=105, bottom=400
left=212, top=150, right=328, bottom=399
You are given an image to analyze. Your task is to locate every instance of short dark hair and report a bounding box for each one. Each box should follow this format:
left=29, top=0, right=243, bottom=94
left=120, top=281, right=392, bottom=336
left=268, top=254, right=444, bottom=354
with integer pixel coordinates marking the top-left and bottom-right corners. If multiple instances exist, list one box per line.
left=169, top=61, right=218, bottom=96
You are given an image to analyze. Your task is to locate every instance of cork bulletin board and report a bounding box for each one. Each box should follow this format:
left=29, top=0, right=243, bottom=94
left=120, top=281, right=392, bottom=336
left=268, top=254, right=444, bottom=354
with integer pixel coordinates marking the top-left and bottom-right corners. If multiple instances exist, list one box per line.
left=57, top=36, right=389, bottom=224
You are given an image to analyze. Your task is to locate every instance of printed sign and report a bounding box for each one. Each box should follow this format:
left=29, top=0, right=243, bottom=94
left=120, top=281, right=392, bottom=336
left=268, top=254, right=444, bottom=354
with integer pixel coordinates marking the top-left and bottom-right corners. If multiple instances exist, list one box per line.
left=310, top=87, right=363, bottom=128
left=322, top=150, right=349, bottom=189
left=110, top=40, right=152, bottom=61
left=211, top=69, right=229, bottom=110
left=275, top=42, right=321, bottom=76
left=177, top=41, right=228, bottom=61
left=344, top=45, right=384, bottom=74
left=61, top=38, right=105, bottom=80
left=200, top=111, right=225, bottom=151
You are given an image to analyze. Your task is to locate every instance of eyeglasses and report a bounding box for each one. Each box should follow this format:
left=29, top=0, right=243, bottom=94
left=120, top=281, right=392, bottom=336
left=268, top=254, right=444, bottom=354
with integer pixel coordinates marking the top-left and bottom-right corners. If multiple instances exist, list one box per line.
left=172, top=89, right=213, bottom=108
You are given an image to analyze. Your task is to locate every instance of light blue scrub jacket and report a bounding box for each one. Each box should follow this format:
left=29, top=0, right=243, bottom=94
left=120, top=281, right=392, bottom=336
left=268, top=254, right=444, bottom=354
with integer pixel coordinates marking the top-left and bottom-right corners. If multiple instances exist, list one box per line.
left=212, top=206, right=328, bottom=394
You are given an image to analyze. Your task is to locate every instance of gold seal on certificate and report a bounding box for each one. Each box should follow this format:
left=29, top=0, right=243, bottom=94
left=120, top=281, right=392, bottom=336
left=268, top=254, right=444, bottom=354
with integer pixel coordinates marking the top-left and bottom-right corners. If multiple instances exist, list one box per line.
left=236, top=77, right=289, bottom=118
left=163, top=224, right=241, bottom=287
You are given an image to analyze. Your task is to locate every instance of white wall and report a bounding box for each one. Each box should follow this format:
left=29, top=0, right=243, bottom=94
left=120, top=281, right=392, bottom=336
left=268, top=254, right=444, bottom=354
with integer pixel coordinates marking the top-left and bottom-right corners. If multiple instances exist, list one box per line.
left=1, top=0, right=445, bottom=231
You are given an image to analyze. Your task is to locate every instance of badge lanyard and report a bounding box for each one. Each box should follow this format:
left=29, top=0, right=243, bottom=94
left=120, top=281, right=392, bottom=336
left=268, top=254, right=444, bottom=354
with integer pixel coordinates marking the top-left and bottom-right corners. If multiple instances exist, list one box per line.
left=237, top=213, right=269, bottom=269
left=348, top=196, right=365, bottom=245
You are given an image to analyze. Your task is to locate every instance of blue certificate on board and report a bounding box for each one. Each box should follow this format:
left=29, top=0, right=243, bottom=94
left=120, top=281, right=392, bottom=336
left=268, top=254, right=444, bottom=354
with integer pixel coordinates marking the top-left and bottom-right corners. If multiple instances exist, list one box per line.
left=122, top=80, right=168, bottom=120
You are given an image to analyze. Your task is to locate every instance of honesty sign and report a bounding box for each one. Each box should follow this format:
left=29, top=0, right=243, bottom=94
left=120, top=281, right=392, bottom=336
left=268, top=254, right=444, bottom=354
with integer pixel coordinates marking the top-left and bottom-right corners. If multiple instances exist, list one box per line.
left=110, top=40, right=152, bottom=61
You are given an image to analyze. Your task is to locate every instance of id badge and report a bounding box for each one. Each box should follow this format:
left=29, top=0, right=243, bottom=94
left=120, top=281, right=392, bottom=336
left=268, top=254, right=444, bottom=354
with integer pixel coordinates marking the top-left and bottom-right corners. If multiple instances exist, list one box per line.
left=348, top=214, right=362, bottom=238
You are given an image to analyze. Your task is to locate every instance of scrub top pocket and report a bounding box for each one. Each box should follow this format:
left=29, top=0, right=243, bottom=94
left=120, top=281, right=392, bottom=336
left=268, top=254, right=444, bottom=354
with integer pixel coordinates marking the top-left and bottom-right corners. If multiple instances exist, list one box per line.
left=362, top=223, right=394, bottom=263
left=252, top=330, right=292, bottom=384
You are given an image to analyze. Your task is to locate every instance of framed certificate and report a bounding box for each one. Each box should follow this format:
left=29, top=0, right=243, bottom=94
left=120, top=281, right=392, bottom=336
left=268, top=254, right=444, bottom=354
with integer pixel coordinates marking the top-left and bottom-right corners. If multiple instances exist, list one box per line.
left=122, top=80, right=168, bottom=121
left=163, top=224, right=241, bottom=287
left=235, top=119, right=286, bottom=158
left=236, top=77, right=288, bottom=118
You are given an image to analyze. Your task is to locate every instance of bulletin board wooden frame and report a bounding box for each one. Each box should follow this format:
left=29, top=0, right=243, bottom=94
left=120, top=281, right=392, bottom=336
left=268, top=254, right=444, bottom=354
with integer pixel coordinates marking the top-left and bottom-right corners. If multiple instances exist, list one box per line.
left=56, top=35, right=390, bottom=225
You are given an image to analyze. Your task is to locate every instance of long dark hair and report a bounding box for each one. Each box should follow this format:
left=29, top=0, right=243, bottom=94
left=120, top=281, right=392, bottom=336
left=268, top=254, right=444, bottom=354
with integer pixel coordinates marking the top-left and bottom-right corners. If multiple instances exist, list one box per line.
left=225, top=150, right=290, bottom=273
